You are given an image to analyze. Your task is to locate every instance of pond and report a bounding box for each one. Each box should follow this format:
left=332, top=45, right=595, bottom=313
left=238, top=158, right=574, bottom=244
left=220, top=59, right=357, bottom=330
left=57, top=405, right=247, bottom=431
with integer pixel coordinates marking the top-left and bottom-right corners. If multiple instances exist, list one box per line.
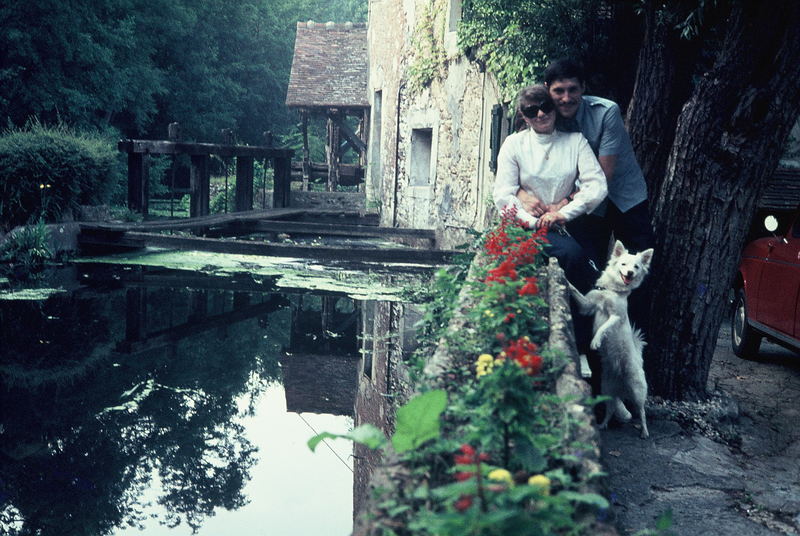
left=0, top=254, right=432, bottom=535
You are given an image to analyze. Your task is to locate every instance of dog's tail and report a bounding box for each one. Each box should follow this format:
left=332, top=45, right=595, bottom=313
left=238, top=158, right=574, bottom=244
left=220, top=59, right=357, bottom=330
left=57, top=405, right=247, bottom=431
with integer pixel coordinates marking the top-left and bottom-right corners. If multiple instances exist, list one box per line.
left=632, top=326, right=647, bottom=354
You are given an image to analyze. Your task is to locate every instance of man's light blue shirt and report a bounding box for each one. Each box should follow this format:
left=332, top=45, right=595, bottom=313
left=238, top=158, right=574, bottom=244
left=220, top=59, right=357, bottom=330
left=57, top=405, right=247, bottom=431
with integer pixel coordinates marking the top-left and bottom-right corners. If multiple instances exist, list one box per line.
left=559, top=95, right=648, bottom=213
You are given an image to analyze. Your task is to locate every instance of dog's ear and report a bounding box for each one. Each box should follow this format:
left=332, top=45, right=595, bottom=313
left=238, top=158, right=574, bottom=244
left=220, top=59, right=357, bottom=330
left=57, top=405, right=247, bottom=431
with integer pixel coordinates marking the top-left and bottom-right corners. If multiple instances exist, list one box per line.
left=639, top=248, right=654, bottom=268
left=612, top=240, right=626, bottom=258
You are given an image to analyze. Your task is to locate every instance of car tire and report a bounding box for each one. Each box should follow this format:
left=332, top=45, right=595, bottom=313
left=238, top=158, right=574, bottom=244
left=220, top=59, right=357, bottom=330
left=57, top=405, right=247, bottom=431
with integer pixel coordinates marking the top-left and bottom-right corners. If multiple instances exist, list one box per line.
left=731, top=288, right=762, bottom=358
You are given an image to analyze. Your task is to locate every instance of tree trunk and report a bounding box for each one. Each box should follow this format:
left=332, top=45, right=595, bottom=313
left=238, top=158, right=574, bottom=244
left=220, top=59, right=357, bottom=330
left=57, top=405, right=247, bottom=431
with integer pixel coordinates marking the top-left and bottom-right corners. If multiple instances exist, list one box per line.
left=626, top=0, right=699, bottom=204
left=645, top=0, right=800, bottom=400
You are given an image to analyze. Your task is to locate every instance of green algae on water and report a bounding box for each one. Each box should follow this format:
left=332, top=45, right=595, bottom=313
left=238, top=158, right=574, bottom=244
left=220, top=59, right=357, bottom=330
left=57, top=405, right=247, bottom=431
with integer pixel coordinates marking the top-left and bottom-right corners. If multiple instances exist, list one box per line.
left=0, top=287, right=67, bottom=301
left=77, top=249, right=430, bottom=301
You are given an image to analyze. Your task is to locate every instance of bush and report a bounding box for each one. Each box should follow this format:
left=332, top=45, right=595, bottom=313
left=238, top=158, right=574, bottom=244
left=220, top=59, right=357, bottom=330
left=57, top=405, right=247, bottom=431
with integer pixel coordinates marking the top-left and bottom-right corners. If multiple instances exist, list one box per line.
left=0, top=219, right=52, bottom=279
left=0, top=120, right=121, bottom=229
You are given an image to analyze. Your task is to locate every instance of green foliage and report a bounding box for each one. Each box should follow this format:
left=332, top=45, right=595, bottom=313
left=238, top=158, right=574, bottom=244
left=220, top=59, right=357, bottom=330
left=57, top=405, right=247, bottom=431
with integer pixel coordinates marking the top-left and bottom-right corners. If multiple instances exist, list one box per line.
left=0, top=0, right=367, bottom=144
left=458, top=0, right=610, bottom=100
left=408, top=2, right=448, bottom=93
left=0, top=121, right=120, bottom=229
left=392, top=389, right=448, bottom=452
left=0, top=219, right=52, bottom=279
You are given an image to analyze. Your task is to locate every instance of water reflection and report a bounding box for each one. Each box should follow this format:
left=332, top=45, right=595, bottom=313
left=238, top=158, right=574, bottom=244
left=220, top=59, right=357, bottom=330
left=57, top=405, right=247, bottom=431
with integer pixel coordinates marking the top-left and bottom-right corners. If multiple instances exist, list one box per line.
left=0, top=264, right=390, bottom=536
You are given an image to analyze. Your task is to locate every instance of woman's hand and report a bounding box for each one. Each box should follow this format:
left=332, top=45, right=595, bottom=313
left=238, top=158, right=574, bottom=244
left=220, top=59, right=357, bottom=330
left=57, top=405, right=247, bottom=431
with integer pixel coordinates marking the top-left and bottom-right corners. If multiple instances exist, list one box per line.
left=546, top=198, right=570, bottom=212
left=536, top=211, right=566, bottom=230
left=516, top=189, right=547, bottom=217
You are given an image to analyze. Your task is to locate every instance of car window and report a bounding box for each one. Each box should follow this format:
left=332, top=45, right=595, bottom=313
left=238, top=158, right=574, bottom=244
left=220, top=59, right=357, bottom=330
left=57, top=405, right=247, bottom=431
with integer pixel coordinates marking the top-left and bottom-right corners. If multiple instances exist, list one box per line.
left=793, top=219, right=800, bottom=238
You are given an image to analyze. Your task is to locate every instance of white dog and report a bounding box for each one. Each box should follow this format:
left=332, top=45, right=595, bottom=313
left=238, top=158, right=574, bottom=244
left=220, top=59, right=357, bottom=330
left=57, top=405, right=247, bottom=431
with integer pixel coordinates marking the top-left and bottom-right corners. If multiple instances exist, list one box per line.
left=569, top=240, right=654, bottom=439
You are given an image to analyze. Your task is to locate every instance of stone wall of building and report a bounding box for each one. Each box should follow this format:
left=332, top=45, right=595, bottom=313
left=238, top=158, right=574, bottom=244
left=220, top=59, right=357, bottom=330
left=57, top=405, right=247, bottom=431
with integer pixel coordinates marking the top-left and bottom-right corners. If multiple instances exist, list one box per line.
left=366, top=0, right=505, bottom=249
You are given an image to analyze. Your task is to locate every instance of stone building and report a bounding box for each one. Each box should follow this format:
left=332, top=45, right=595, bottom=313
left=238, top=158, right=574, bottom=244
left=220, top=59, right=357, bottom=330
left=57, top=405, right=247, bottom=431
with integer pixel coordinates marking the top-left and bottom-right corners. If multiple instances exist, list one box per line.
left=365, top=0, right=510, bottom=248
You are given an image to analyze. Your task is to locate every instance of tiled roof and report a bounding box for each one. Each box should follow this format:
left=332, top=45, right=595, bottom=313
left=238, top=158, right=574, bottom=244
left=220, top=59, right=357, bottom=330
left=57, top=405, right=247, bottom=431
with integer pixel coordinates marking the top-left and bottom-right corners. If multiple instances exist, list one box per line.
left=286, top=21, right=369, bottom=109
left=760, top=167, right=800, bottom=211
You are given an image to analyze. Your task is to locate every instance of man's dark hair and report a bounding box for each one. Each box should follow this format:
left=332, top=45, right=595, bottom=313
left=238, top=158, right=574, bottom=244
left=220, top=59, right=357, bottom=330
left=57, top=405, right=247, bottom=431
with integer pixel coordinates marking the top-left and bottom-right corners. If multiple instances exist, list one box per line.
left=543, top=58, right=585, bottom=86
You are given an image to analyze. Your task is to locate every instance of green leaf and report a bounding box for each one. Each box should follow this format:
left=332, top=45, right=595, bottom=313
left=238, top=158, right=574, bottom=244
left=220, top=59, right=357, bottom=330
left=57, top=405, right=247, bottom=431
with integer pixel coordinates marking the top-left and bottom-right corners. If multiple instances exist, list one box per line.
left=307, top=432, right=340, bottom=452
left=307, top=424, right=387, bottom=452
left=656, top=508, right=673, bottom=531
left=349, top=424, right=388, bottom=449
left=558, top=491, right=610, bottom=509
left=391, top=390, right=447, bottom=453
left=513, top=437, right=546, bottom=472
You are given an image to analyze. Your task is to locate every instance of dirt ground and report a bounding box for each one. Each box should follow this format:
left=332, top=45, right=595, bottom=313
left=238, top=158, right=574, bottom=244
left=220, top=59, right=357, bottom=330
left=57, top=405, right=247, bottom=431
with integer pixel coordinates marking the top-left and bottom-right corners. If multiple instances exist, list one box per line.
left=600, top=325, right=800, bottom=535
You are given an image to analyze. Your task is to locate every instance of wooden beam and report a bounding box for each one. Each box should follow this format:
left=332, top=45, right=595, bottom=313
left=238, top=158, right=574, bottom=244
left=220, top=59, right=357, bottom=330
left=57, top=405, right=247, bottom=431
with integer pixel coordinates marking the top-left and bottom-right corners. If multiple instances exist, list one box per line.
left=331, top=113, right=368, bottom=154
left=79, top=231, right=457, bottom=264
left=118, top=139, right=293, bottom=159
left=80, top=208, right=313, bottom=232
left=230, top=220, right=436, bottom=240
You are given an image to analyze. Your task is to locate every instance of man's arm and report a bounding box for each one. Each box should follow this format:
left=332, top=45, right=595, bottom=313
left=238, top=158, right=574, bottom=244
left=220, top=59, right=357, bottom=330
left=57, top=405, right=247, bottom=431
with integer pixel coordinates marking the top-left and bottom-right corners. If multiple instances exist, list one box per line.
left=597, top=103, right=625, bottom=183
left=598, top=155, right=617, bottom=184
left=515, top=188, right=548, bottom=217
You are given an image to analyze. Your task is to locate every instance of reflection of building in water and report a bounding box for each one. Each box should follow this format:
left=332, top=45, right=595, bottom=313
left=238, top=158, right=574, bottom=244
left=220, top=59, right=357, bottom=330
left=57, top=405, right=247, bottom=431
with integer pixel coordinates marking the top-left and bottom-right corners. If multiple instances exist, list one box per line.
left=281, top=295, right=360, bottom=416
left=353, top=300, right=422, bottom=516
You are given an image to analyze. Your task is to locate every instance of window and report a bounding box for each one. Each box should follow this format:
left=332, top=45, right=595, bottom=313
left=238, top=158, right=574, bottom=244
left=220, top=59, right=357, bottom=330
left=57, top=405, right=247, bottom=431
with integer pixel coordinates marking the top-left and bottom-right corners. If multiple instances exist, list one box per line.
left=370, top=91, right=383, bottom=192
left=410, top=128, right=433, bottom=186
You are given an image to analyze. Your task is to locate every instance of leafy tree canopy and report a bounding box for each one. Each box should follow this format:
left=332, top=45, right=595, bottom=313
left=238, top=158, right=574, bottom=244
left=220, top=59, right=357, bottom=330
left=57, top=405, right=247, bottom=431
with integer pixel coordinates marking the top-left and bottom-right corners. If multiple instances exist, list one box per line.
left=0, top=0, right=366, bottom=145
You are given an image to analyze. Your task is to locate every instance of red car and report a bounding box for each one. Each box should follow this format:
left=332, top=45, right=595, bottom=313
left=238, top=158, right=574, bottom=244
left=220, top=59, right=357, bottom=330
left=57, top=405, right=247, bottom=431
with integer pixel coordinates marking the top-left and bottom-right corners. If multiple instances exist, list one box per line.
left=732, top=213, right=800, bottom=357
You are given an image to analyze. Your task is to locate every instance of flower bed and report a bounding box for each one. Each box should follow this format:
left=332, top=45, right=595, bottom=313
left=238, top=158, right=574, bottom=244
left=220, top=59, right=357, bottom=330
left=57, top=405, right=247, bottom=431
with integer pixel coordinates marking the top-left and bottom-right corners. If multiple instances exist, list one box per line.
left=317, top=211, right=615, bottom=535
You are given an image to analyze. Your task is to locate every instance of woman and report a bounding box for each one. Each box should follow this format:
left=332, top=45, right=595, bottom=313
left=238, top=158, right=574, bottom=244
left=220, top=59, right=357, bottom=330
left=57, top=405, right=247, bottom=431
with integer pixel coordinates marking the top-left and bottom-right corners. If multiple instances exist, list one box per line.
left=493, top=84, right=607, bottom=293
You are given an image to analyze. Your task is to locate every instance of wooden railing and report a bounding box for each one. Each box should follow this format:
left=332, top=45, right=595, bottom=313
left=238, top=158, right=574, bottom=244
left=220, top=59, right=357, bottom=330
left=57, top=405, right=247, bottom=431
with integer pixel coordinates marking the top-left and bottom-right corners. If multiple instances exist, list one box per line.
left=118, top=139, right=294, bottom=217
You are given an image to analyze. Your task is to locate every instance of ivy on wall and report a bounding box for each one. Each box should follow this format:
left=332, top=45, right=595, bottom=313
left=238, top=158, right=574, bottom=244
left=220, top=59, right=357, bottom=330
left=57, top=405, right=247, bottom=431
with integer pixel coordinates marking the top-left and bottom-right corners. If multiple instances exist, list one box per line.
left=407, top=1, right=448, bottom=94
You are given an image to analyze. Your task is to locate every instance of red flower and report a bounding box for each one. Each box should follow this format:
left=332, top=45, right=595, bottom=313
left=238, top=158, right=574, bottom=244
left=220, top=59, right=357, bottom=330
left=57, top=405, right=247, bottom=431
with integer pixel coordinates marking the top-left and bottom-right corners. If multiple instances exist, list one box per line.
left=518, top=276, right=539, bottom=296
left=499, top=337, right=544, bottom=375
left=455, top=471, right=473, bottom=481
left=503, top=312, right=515, bottom=323
left=486, top=258, right=518, bottom=284
left=454, top=495, right=473, bottom=511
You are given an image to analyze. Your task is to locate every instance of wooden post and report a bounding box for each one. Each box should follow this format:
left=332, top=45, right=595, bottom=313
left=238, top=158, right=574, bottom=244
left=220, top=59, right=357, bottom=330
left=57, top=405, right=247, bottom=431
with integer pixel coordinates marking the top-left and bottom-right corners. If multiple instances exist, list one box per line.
left=235, top=156, right=255, bottom=212
left=190, top=154, right=210, bottom=218
left=326, top=111, right=341, bottom=192
left=127, top=152, right=150, bottom=216
left=301, top=112, right=310, bottom=191
left=273, top=156, right=291, bottom=208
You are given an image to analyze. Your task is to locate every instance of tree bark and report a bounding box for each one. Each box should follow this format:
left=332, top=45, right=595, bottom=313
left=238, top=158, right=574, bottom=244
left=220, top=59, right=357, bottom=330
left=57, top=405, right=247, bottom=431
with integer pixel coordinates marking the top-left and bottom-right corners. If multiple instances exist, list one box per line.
left=626, top=0, right=699, bottom=204
left=645, top=0, right=800, bottom=400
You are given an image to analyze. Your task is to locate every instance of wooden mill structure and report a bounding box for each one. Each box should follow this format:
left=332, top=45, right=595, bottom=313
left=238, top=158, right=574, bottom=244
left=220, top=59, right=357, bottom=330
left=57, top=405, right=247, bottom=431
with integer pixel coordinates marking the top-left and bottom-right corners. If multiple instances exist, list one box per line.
left=285, top=21, right=369, bottom=194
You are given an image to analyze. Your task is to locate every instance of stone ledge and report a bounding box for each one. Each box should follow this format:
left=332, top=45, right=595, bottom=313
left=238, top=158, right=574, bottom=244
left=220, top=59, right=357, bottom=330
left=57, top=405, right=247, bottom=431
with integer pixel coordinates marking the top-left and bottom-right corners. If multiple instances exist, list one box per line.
left=354, top=255, right=617, bottom=534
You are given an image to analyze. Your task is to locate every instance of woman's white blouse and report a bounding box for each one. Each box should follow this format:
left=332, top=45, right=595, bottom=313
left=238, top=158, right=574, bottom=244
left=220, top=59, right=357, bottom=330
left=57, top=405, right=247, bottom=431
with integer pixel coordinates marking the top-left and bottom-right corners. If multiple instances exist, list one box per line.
left=493, top=129, right=607, bottom=227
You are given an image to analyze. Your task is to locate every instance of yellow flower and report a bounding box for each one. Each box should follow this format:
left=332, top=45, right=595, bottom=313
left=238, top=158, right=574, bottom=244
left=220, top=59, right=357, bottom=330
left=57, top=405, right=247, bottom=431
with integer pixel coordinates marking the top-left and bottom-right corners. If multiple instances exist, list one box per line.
left=528, top=474, right=551, bottom=495
left=475, top=353, right=497, bottom=378
left=487, top=468, right=513, bottom=486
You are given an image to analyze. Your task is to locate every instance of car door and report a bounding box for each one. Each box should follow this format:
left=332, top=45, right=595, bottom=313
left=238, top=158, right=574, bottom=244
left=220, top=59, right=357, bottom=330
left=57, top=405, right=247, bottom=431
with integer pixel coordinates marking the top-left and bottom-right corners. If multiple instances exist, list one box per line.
left=756, top=217, right=800, bottom=337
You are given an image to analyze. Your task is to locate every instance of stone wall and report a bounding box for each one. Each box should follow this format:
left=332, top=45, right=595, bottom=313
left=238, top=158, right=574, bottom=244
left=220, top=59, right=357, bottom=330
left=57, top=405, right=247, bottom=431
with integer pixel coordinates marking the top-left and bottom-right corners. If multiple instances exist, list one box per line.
left=366, top=0, right=505, bottom=250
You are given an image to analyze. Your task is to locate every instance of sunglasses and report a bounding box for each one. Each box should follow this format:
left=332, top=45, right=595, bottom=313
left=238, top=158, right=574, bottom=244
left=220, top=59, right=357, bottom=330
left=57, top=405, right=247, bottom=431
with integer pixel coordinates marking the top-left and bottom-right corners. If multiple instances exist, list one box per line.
left=521, top=101, right=555, bottom=118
